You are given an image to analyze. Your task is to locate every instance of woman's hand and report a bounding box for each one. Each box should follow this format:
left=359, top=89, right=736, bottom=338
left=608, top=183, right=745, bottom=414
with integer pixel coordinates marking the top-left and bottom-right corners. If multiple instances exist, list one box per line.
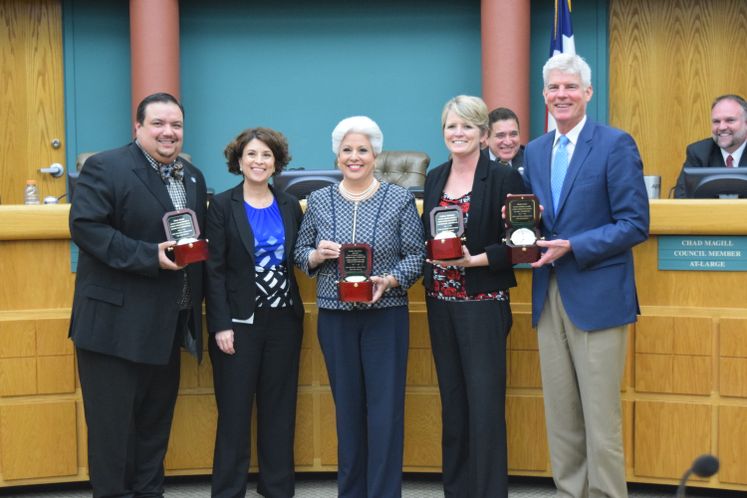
left=427, top=246, right=486, bottom=268
left=215, top=329, right=235, bottom=355
left=308, top=240, right=342, bottom=269
left=368, top=274, right=397, bottom=304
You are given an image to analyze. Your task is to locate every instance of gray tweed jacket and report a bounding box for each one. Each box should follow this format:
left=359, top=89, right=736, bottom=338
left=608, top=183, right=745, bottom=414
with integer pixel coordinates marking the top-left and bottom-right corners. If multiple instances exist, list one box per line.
left=294, top=182, right=425, bottom=311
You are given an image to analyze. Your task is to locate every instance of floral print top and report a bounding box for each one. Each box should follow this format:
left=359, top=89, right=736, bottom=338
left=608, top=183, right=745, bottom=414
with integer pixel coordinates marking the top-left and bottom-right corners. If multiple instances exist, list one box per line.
left=426, top=191, right=508, bottom=302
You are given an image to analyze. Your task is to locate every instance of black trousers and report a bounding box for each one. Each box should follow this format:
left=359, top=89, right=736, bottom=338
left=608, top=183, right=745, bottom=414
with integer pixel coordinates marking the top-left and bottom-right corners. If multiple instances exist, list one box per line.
left=76, top=314, right=185, bottom=498
left=209, top=308, right=302, bottom=498
left=426, top=297, right=512, bottom=498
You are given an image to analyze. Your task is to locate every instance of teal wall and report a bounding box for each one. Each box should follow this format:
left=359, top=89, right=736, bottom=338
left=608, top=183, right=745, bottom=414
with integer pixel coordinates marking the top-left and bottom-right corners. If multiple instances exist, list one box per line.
left=63, top=0, right=132, bottom=164
left=180, top=0, right=481, bottom=193
left=63, top=0, right=608, bottom=194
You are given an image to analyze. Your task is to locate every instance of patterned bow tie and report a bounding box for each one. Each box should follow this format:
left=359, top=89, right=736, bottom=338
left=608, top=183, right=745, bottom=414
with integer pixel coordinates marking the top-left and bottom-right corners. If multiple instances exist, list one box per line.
left=159, top=161, right=184, bottom=182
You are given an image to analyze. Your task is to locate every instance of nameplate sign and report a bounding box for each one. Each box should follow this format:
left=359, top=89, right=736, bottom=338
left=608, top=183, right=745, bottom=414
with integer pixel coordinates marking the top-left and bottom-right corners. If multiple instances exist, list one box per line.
left=658, top=236, right=747, bottom=271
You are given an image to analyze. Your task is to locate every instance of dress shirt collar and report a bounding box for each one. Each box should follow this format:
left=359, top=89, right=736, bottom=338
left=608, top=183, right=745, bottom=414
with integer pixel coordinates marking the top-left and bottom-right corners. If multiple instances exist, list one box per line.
left=722, top=140, right=747, bottom=166
left=553, top=115, right=587, bottom=148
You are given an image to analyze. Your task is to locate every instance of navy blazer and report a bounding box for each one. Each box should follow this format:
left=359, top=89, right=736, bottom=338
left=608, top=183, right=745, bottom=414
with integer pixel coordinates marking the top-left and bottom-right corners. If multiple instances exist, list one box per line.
left=69, top=142, right=207, bottom=364
left=205, top=182, right=304, bottom=334
left=523, top=119, right=650, bottom=331
left=423, top=153, right=525, bottom=295
left=674, top=138, right=747, bottom=197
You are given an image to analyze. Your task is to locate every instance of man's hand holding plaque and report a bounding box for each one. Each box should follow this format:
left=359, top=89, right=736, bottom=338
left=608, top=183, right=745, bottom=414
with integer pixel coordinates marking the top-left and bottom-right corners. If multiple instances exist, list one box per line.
left=503, top=194, right=541, bottom=264
left=337, top=243, right=374, bottom=302
left=426, top=206, right=465, bottom=261
left=162, top=208, right=209, bottom=266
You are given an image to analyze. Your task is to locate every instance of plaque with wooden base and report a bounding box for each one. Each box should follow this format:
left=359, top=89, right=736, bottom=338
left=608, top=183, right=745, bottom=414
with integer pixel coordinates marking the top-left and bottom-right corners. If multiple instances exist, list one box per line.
left=162, top=208, right=209, bottom=266
left=503, top=194, right=541, bottom=264
left=426, top=205, right=465, bottom=261
left=337, top=243, right=373, bottom=302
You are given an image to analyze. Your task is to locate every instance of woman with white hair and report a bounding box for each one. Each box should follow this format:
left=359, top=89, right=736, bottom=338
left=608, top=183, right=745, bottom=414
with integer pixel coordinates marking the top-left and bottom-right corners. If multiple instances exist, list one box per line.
left=294, top=116, right=425, bottom=497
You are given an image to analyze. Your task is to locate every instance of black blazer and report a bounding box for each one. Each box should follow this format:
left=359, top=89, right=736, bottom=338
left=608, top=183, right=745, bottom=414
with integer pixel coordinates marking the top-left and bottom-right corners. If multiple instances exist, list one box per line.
left=422, top=153, right=526, bottom=295
left=205, top=183, right=304, bottom=334
left=674, top=138, right=747, bottom=197
left=69, top=142, right=207, bottom=365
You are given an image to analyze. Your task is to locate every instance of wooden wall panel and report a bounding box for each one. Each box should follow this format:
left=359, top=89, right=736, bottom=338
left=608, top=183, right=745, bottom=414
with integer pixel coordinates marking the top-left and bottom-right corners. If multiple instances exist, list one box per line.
left=0, top=0, right=66, bottom=205
left=164, top=394, right=216, bottom=471
left=506, top=395, right=548, bottom=472
left=720, top=318, right=747, bottom=398
left=635, top=315, right=712, bottom=395
left=0, top=401, right=77, bottom=480
left=5, top=199, right=747, bottom=490
left=718, top=406, right=747, bottom=484
left=403, top=393, right=442, bottom=468
left=0, top=240, right=75, bottom=311
left=294, top=392, right=315, bottom=467
left=634, top=401, right=711, bottom=480
left=319, top=392, right=337, bottom=466
left=609, top=0, right=747, bottom=198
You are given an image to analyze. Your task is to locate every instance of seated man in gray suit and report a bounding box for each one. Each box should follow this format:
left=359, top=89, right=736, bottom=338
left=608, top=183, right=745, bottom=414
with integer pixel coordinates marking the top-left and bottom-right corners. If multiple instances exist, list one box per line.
left=674, top=94, right=747, bottom=197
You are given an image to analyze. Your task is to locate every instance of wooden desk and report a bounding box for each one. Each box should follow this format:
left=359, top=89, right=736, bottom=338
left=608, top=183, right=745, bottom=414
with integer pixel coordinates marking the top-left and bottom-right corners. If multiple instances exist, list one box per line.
left=1, top=201, right=746, bottom=491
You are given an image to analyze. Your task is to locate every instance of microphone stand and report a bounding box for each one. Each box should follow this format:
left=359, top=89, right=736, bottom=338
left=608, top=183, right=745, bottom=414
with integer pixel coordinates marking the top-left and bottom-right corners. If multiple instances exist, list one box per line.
left=675, top=468, right=693, bottom=498
left=676, top=454, right=719, bottom=498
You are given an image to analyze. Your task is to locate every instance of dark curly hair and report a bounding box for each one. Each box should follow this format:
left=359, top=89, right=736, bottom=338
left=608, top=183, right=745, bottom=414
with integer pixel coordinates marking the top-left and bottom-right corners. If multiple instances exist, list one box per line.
left=224, top=127, right=292, bottom=176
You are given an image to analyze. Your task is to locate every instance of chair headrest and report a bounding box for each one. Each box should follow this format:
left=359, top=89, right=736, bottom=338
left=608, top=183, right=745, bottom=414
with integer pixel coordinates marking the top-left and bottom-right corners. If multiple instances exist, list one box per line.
left=374, top=151, right=429, bottom=188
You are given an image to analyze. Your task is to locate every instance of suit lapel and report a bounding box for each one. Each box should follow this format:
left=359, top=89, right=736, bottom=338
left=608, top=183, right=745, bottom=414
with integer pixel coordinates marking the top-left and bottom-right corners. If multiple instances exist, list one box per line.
left=230, top=184, right=256, bottom=262
left=183, top=163, right=198, bottom=210
left=425, top=162, right=451, bottom=212
left=555, top=120, right=594, bottom=217
left=536, top=133, right=556, bottom=223
left=130, top=144, right=175, bottom=212
left=273, top=186, right=296, bottom=263
left=709, top=143, right=726, bottom=166
left=467, top=155, right=490, bottom=238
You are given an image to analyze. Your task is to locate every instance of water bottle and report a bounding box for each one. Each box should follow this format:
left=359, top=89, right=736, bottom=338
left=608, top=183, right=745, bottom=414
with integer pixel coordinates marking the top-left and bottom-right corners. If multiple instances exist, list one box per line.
left=24, top=179, right=40, bottom=205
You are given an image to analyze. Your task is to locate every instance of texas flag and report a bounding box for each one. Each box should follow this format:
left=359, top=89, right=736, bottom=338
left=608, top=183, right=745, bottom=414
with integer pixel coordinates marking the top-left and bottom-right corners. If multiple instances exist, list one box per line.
left=546, top=0, right=575, bottom=131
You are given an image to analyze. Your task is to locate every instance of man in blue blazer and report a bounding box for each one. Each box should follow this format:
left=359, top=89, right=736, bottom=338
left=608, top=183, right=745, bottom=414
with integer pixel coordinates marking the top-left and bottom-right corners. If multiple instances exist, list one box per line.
left=674, top=94, right=747, bottom=197
left=69, top=93, right=207, bottom=497
left=523, top=53, right=649, bottom=498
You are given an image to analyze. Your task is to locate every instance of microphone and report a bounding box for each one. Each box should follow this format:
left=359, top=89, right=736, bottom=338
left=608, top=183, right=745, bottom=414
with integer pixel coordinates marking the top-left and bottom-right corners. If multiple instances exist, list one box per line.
left=676, top=454, right=719, bottom=498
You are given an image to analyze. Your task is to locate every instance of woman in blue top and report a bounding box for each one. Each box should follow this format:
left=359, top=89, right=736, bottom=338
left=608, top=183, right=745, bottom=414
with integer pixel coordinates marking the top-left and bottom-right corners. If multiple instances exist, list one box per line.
left=294, top=116, right=425, bottom=498
left=206, top=128, right=304, bottom=498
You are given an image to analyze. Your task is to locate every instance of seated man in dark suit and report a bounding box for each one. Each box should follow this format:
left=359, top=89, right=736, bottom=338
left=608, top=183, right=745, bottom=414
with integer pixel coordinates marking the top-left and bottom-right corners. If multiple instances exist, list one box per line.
left=674, top=94, right=747, bottom=197
left=483, top=107, right=525, bottom=174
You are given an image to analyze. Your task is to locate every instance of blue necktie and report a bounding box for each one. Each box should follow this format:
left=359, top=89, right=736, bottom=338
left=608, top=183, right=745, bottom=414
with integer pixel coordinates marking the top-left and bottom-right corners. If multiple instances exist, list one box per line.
left=551, top=135, right=570, bottom=210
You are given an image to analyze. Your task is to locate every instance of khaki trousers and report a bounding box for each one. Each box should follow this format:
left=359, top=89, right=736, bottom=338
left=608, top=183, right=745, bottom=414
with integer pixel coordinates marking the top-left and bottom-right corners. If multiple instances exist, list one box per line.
left=537, top=276, right=628, bottom=498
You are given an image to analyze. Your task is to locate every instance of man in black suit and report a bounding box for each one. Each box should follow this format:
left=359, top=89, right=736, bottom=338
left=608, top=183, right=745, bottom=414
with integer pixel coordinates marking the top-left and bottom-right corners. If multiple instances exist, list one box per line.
left=483, top=106, right=525, bottom=174
left=674, top=94, right=747, bottom=197
left=69, top=92, right=207, bottom=498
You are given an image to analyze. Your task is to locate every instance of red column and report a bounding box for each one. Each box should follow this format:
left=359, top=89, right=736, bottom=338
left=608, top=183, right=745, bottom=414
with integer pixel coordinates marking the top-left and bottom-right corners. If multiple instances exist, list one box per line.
left=481, top=0, right=531, bottom=134
left=129, top=0, right=180, bottom=129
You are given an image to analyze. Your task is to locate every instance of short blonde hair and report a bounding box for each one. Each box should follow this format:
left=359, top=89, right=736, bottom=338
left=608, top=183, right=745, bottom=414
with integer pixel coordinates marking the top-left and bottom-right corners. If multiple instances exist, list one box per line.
left=441, top=95, right=489, bottom=135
